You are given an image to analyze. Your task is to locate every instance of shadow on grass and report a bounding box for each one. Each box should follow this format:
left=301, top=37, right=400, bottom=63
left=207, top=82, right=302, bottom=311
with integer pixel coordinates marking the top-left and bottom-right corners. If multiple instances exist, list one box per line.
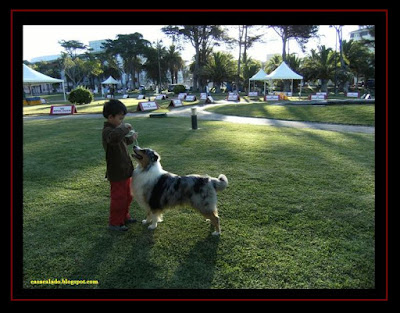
left=168, top=233, right=220, bottom=288
left=68, top=226, right=159, bottom=289
left=68, top=222, right=220, bottom=289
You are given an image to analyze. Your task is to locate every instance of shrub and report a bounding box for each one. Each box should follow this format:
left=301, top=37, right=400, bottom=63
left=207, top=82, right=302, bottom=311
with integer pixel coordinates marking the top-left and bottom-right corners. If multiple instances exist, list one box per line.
left=68, top=86, right=94, bottom=104
left=173, top=84, right=186, bottom=95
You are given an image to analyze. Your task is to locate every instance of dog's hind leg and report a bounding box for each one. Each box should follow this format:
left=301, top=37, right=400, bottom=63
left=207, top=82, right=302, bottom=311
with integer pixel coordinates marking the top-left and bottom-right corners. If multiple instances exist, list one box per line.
left=204, top=211, right=221, bottom=236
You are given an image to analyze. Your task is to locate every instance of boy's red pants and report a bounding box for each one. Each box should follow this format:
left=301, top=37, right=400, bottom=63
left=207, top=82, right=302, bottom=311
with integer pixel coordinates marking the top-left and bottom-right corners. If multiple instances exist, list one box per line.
left=109, top=177, right=133, bottom=226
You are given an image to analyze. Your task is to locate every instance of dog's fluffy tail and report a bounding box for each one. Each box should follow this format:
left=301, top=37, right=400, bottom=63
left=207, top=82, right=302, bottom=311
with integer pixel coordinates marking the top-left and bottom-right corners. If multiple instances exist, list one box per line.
left=212, top=174, right=228, bottom=192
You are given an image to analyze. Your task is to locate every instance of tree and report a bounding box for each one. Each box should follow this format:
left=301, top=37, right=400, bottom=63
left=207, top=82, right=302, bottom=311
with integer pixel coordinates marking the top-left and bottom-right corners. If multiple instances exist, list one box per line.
left=330, top=25, right=354, bottom=93
left=270, top=25, right=319, bottom=62
left=269, top=26, right=318, bottom=91
left=231, top=25, right=264, bottom=92
left=59, top=40, right=89, bottom=90
left=202, top=51, right=236, bottom=93
left=162, top=25, right=226, bottom=91
left=61, top=54, right=88, bottom=88
left=164, top=45, right=184, bottom=84
left=345, top=40, right=374, bottom=86
left=103, top=33, right=150, bottom=89
left=82, top=53, right=103, bottom=90
left=265, top=54, right=282, bottom=73
left=97, top=50, right=122, bottom=83
left=58, top=40, right=88, bottom=58
left=302, top=45, right=335, bottom=92
left=347, top=40, right=375, bottom=85
left=242, top=57, right=262, bottom=92
left=143, top=44, right=169, bottom=88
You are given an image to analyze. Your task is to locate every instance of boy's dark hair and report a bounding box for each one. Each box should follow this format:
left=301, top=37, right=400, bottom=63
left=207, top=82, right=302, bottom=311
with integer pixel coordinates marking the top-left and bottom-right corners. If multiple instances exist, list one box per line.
left=103, top=99, right=128, bottom=118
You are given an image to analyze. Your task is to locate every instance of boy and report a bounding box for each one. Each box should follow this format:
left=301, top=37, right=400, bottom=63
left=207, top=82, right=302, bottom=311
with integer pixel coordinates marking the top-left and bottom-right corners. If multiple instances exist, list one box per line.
left=102, top=99, right=138, bottom=231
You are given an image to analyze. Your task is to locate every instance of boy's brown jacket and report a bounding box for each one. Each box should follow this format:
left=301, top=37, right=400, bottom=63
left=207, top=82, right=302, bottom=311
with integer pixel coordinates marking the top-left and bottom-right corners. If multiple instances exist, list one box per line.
left=102, top=122, right=134, bottom=182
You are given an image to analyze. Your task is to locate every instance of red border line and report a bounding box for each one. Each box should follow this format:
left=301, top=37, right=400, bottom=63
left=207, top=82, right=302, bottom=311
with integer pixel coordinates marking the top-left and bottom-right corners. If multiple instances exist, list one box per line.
left=10, top=8, right=14, bottom=302
left=385, top=8, right=389, bottom=301
left=10, top=8, right=389, bottom=13
left=11, top=8, right=389, bottom=302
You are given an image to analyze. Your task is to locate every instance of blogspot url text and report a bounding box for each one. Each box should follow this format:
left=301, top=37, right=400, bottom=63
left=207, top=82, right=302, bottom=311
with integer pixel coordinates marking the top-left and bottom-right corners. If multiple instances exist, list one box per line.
left=30, top=278, right=99, bottom=286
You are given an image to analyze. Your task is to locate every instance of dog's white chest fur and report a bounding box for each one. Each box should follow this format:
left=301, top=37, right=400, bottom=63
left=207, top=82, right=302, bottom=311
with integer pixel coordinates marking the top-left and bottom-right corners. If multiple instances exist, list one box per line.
left=132, top=162, right=165, bottom=207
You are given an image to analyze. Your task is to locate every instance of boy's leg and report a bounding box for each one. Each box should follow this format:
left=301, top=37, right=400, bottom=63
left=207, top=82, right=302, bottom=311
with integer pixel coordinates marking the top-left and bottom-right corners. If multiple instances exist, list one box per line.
left=125, top=177, right=132, bottom=219
left=109, top=180, right=128, bottom=226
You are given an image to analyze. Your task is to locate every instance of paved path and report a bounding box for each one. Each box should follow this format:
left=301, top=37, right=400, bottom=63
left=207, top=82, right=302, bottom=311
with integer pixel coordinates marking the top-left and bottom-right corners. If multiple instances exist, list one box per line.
left=162, top=102, right=375, bottom=134
left=23, top=101, right=374, bottom=134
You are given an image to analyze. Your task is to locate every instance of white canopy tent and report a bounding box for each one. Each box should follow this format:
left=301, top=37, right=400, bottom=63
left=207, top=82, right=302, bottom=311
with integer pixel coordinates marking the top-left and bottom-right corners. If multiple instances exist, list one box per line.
left=23, top=64, right=66, bottom=101
left=248, top=69, right=268, bottom=95
left=265, top=61, right=303, bottom=96
left=101, top=76, right=119, bottom=85
left=101, top=76, right=119, bottom=98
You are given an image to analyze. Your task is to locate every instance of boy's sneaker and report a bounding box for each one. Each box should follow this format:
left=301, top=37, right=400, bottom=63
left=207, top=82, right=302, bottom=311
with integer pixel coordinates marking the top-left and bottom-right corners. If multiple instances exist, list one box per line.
left=108, top=225, right=128, bottom=231
left=125, top=218, right=137, bottom=224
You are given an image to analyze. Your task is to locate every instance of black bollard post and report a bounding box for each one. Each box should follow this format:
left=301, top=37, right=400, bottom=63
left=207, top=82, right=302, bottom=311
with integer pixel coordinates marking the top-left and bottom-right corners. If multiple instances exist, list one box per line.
left=191, top=107, right=198, bottom=130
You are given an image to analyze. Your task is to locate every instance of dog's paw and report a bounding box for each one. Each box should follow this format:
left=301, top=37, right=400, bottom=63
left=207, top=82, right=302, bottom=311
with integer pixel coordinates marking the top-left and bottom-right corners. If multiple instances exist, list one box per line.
left=212, top=231, right=221, bottom=236
left=142, top=219, right=149, bottom=225
left=148, top=224, right=157, bottom=230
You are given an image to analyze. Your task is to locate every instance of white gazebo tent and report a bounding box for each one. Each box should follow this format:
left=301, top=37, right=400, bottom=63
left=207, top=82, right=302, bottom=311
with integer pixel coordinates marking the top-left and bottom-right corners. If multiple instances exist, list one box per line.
left=265, top=61, right=303, bottom=96
left=248, top=69, right=268, bottom=95
left=23, top=64, right=66, bottom=101
left=101, top=76, right=119, bottom=85
left=101, top=76, right=119, bottom=97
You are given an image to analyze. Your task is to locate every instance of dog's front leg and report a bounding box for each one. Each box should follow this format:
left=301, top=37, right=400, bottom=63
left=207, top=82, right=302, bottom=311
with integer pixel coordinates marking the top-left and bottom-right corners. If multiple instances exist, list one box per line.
left=142, top=210, right=152, bottom=225
left=148, top=212, right=161, bottom=230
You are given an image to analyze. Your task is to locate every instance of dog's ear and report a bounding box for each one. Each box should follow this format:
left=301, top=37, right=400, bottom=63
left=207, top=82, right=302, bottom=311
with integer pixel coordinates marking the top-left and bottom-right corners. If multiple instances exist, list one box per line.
left=151, top=151, right=160, bottom=162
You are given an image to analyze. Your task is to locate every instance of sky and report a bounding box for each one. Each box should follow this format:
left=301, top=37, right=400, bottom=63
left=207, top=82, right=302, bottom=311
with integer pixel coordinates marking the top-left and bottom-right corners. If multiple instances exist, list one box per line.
left=23, top=25, right=360, bottom=63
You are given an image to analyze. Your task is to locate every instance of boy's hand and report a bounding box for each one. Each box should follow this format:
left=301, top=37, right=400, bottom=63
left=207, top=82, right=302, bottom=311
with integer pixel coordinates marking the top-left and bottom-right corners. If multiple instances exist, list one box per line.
left=132, top=132, right=138, bottom=140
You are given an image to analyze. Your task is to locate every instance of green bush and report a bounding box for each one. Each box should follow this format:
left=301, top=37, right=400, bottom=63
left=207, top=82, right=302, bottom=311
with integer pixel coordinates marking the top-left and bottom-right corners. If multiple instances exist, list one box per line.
left=68, top=86, right=94, bottom=104
left=173, top=84, right=186, bottom=95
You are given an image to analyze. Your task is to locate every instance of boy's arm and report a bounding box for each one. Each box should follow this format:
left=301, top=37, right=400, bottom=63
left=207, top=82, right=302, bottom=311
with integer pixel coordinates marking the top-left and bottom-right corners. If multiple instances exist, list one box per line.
left=125, top=136, right=134, bottom=145
left=125, top=132, right=138, bottom=145
left=103, top=124, right=130, bottom=145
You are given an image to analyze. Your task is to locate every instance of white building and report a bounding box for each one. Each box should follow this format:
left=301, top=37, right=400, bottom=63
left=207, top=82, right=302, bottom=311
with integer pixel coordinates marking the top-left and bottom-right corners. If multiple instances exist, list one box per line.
left=30, top=54, right=60, bottom=63
left=349, top=28, right=374, bottom=42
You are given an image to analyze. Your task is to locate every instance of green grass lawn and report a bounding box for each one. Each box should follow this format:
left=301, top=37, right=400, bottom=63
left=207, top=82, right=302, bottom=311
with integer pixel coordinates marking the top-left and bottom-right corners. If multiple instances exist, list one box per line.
left=206, top=103, right=375, bottom=126
left=23, top=116, right=375, bottom=290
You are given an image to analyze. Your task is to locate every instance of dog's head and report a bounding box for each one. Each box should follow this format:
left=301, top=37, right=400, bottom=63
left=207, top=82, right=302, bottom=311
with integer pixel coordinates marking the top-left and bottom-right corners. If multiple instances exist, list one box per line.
left=132, top=146, right=160, bottom=169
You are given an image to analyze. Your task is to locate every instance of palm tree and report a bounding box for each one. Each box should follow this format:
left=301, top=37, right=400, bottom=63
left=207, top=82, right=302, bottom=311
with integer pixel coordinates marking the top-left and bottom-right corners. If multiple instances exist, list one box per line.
left=143, top=44, right=168, bottom=88
left=164, top=45, right=184, bottom=84
left=242, top=57, right=262, bottom=88
left=302, top=45, right=336, bottom=92
left=202, top=52, right=236, bottom=93
left=265, top=55, right=282, bottom=73
left=344, top=40, right=374, bottom=86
